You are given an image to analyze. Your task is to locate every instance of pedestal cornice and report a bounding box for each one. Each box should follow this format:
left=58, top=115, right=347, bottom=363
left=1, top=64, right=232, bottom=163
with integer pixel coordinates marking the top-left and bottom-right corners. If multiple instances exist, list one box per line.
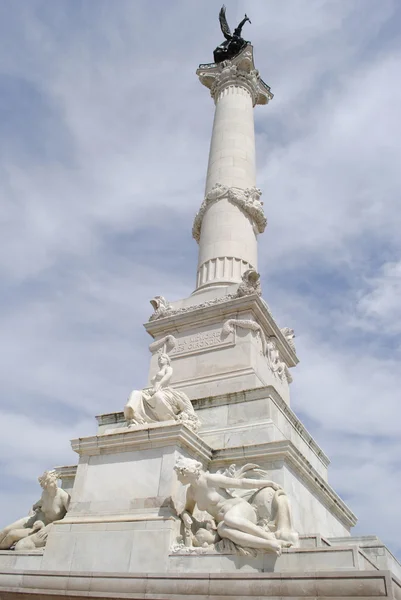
left=144, top=294, right=298, bottom=369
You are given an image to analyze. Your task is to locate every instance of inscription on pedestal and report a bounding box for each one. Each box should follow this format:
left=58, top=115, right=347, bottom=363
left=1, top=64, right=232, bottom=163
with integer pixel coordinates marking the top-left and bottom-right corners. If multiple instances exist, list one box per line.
left=170, top=328, right=235, bottom=358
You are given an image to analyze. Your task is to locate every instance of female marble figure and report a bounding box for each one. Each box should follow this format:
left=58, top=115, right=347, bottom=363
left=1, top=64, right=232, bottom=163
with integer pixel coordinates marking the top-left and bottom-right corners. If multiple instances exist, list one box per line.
left=0, top=470, right=69, bottom=550
left=174, top=457, right=298, bottom=555
left=124, top=353, right=200, bottom=431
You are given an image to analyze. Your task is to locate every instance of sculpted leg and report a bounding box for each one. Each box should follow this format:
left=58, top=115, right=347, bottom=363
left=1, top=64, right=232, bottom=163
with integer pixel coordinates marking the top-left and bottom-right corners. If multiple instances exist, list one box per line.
left=0, top=516, right=31, bottom=546
left=272, top=490, right=299, bottom=546
left=0, top=525, right=34, bottom=550
left=218, top=522, right=282, bottom=555
left=223, top=507, right=276, bottom=542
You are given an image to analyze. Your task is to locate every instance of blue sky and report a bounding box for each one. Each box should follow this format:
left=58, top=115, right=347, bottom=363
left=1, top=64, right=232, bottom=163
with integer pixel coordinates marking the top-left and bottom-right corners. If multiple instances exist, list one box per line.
left=0, top=0, right=400, bottom=558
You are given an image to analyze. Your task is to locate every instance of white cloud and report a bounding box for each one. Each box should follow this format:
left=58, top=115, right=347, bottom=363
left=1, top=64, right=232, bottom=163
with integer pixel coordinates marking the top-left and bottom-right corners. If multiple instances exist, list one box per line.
left=0, top=0, right=400, bottom=561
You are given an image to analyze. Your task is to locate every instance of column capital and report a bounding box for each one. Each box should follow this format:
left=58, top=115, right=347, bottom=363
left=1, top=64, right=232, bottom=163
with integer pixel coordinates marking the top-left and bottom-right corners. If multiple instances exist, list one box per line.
left=196, top=45, right=273, bottom=106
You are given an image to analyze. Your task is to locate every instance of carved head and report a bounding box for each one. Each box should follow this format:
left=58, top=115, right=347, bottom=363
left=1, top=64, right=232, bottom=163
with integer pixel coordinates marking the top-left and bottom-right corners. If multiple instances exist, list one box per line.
left=174, top=456, right=203, bottom=484
left=150, top=296, right=169, bottom=311
left=38, top=470, right=59, bottom=490
left=242, top=269, right=260, bottom=285
left=158, top=352, right=171, bottom=367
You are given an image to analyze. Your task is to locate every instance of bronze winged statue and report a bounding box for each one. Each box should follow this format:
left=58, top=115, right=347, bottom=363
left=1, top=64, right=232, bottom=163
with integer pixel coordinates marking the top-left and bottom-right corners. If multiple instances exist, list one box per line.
left=213, top=5, right=251, bottom=63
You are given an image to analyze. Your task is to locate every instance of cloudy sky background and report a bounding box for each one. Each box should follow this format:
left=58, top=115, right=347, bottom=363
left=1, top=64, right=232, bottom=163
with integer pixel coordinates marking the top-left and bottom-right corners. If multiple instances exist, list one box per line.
left=0, top=0, right=400, bottom=558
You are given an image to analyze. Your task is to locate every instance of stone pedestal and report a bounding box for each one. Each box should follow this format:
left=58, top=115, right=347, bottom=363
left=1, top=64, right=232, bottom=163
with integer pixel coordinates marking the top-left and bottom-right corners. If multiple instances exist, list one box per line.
left=146, top=294, right=297, bottom=402
left=40, top=423, right=211, bottom=574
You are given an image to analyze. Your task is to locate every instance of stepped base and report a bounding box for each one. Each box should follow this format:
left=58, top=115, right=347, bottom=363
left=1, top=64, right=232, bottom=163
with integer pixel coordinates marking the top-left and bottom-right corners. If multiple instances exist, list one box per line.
left=0, top=567, right=400, bottom=599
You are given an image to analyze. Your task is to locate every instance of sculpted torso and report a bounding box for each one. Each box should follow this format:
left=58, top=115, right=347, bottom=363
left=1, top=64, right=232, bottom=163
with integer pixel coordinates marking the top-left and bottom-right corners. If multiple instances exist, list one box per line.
left=38, top=488, right=69, bottom=524
left=188, top=474, right=243, bottom=520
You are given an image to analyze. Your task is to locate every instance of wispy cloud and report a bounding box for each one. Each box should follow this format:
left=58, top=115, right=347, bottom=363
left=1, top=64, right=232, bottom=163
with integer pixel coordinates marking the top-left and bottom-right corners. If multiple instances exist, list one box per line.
left=0, top=0, right=400, bottom=558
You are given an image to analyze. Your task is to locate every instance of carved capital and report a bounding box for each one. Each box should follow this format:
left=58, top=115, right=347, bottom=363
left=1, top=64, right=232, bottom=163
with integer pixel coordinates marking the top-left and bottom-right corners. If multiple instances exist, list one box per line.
left=197, top=45, right=273, bottom=106
left=193, top=183, right=267, bottom=243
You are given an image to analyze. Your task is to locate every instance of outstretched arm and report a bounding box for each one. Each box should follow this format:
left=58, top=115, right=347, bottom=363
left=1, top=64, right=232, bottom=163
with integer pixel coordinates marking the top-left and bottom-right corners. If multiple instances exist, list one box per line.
left=208, top=472, right=282, bottom=491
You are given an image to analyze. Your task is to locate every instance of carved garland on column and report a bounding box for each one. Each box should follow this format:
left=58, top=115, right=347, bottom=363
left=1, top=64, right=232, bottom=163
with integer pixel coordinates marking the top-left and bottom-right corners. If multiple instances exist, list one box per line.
left=192, top=183, right=267, bottom=243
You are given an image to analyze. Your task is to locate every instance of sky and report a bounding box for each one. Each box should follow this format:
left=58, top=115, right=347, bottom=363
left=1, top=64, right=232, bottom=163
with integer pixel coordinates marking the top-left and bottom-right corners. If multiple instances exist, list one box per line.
left=0, top=0, right=400, bottom=560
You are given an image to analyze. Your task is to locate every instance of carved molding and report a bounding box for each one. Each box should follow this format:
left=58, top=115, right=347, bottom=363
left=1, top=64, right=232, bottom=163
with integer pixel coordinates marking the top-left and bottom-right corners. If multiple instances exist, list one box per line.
left=149, top=293, right=237, bottom=322
left=197, top=257, right=253, bottom=288
left=192, top=183, right=267, bottom=243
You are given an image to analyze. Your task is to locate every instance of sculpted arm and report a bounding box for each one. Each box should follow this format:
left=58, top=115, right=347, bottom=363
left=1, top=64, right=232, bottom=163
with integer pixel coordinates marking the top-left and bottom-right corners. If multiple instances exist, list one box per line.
left=207, top=472, right=282, bottom=491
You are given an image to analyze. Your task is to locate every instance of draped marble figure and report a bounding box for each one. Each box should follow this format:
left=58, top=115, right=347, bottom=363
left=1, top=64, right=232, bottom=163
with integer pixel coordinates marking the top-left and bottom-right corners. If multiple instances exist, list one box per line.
left=124, top=353, right=200, bottom=432
left=174, top=457, right=298, bottom=556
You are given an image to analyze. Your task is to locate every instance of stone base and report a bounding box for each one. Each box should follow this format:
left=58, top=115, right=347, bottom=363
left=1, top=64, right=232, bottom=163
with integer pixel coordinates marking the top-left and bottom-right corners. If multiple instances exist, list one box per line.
left=0, top=568, right=400, bottom=599
left=144, top=294, right=297, bottom=403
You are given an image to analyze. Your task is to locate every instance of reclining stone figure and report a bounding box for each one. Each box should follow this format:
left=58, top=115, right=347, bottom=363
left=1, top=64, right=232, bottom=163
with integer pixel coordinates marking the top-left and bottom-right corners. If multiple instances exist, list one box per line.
left=174, top=457, right=298, bottom=556
left=0, top=470, right=69, bottom=550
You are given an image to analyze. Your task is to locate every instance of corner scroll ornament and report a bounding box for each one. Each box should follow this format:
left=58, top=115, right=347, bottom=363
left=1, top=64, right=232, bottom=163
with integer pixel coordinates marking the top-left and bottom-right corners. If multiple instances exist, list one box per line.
left=172, top=458, right=298, bottom=556
left=192, top=183, right=267, bottom=243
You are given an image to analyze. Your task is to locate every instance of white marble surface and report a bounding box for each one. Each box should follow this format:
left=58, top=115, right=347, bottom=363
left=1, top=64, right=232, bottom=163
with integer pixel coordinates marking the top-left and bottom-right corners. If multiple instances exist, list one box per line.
left=145, top=297, right=294, bottom=402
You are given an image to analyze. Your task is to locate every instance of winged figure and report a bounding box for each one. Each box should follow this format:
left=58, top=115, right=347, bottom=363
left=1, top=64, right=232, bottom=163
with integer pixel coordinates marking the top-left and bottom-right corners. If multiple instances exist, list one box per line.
left=214, top=5, right=251, bottom=63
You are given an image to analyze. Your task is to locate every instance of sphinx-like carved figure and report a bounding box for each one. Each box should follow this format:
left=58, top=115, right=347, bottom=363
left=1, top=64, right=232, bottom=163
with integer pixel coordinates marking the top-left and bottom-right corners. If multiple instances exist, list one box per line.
left=124, top=353, right=200, bottom=432
left=0, top=471, right=69, bottom=550
left=174, top=458, right=298, bottom=556
left=236, top=269, right=262, bottom=297
left=149, top=296, right=172, bottom=321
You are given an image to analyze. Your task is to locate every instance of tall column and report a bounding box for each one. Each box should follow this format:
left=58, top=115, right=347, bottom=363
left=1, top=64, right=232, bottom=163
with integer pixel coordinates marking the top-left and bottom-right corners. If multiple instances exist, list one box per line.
left=193, top=45, right=273, bottom=292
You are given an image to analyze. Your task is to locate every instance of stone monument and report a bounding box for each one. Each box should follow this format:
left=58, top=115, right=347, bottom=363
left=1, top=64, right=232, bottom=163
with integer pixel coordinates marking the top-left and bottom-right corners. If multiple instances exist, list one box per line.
left=0, top=7, right=400, bottom=599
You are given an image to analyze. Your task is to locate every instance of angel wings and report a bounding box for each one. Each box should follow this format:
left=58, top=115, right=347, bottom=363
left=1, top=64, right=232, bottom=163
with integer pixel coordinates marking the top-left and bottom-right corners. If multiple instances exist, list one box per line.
left=214, top=5, right=251, bottom=63
left=218, top=5, right=251, bottom=40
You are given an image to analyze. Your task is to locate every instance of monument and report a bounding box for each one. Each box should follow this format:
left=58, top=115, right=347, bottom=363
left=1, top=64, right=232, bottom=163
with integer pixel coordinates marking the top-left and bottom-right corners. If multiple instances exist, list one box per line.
left=0, top=7, right=400, bottom=599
